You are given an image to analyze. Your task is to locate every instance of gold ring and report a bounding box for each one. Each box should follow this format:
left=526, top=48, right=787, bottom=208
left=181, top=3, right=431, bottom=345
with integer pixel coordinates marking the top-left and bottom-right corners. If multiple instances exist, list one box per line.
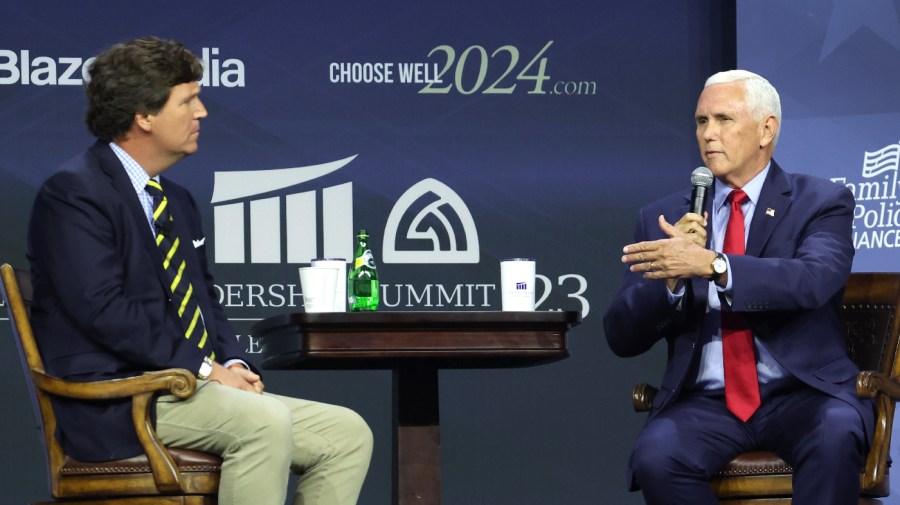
left=650, top=262, right=655, bottom=271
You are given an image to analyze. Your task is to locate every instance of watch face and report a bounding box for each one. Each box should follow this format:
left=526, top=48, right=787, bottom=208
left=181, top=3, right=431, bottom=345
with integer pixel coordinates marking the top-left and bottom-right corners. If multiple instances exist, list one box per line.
left=713, top=257, right=727, bottom=274
left=199, top=359, right=213, bottom=379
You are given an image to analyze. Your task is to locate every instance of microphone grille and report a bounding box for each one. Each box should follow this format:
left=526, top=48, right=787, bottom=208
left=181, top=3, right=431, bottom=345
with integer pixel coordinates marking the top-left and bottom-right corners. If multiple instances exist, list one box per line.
left=691, top=166, right=714, bottom=187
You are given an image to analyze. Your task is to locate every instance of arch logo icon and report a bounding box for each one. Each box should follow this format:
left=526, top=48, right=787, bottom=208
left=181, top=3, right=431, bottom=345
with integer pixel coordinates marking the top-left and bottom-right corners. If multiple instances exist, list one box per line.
left=383, top=178, right=480, bottom=264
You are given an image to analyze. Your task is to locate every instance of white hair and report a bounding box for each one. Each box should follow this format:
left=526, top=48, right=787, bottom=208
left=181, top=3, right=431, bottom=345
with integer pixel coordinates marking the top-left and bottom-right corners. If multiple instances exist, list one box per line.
left=705, top=70, right=781, bottom=145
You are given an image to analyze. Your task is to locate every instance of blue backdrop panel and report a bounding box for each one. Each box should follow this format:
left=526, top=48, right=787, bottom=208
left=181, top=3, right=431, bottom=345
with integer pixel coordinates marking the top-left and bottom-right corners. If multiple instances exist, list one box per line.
left=0, top=2, right=722, bottom=504
left=738, top=1, right=900, bottom=502
left=738, top=0, right=900, bottom=271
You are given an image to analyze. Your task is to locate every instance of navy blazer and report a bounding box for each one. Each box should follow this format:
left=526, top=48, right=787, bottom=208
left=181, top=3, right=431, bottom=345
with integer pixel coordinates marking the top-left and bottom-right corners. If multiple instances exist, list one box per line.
left=603, top=161, right=873, bottom=441
left=27, top=141, right=249, bottom=461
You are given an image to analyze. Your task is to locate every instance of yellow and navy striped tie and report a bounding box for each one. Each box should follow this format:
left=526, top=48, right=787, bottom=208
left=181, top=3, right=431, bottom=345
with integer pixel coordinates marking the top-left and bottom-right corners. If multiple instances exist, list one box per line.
left=145, top=180, right=211, bottom=356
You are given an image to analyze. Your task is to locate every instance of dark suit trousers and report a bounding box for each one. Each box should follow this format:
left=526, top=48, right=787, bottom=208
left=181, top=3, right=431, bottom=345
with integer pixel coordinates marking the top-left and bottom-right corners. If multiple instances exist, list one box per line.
left=628, top=382, right=870, bottom=505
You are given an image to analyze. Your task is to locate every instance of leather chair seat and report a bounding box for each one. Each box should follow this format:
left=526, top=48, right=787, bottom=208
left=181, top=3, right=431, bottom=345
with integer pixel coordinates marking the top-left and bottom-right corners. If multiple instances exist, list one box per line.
left=59, top=449, right=221, bottom=476
left=717, top=451, right=793, bottom=477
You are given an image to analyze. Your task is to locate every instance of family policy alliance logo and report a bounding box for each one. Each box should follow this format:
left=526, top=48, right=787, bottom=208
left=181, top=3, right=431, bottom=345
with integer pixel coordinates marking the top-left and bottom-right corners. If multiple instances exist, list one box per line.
left=210, top=159, right=479, bottom=265
left=832, top=141, right=900, bottom=250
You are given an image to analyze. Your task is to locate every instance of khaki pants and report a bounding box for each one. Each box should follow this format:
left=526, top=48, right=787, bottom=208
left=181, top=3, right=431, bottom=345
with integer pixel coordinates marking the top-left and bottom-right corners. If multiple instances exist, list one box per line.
left=156, top=381, right=373, bottom=505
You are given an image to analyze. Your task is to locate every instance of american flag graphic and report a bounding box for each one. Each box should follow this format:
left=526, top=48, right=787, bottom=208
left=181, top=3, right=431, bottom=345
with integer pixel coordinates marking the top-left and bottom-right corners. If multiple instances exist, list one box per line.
left=862, top=142, right=900, bottom=178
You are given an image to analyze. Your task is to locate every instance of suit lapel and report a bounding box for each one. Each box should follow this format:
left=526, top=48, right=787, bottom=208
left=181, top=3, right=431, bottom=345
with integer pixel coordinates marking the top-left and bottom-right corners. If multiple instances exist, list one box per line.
left=746, top=161, right=792, bottom=257
left=90, top=142, right=172, bottom=290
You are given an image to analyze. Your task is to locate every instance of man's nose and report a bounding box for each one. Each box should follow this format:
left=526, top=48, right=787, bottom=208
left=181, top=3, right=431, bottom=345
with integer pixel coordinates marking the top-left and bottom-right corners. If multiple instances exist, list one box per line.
left=195, top=99, right=208, bottom=119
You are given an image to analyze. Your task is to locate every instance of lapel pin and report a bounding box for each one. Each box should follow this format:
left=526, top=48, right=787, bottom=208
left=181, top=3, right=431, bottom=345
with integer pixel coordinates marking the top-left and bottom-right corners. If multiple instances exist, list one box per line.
left=765, top=208, right=775, bottom=217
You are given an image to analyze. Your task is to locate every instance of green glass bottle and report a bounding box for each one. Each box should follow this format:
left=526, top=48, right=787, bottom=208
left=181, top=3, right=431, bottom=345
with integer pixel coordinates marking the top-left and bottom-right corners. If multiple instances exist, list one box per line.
left=348, top=229, right=380, bottom=311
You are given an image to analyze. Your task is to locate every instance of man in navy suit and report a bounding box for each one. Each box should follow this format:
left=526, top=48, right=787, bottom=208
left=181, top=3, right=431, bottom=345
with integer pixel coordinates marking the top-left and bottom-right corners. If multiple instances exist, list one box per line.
left=27, top=37, right=372, bottom=505
left=603, top=70, right=873, bottom=504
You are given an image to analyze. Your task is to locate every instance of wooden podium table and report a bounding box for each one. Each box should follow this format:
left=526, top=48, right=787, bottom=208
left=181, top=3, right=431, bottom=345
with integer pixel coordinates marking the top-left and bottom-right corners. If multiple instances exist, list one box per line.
left=251, top=311, right=581, bottom=505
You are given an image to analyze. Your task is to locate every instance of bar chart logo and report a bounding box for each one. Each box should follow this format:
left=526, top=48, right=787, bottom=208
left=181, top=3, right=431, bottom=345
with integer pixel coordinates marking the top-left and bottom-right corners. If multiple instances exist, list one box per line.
left=211, top=155, right=356, bottom=264
left=383, top=178, right=479, bottom=263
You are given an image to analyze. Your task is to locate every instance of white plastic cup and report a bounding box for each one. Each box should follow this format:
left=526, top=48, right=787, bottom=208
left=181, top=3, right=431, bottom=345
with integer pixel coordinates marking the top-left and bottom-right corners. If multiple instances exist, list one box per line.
left=500, top=258, right=536, bottom=311
left=310, top=258, right=348, bottom=312
left=298, top=266, right=340, bottom=313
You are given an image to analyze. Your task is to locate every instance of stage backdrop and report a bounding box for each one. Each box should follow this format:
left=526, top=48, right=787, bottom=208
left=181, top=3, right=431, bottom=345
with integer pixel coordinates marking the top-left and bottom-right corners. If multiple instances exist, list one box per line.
left=738, top=1, right=900, bottom=501
left=1, top=2, right=730, bottom=504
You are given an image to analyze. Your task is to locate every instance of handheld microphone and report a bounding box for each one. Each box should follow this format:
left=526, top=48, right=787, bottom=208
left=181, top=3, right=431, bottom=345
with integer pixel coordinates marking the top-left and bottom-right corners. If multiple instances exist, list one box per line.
left=690, top=166, right=714, bottom=215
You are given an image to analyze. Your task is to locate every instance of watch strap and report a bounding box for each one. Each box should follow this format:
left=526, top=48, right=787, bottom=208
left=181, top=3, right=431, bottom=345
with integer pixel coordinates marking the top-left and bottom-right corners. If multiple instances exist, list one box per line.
left=198, top=356, right=214, bottom=380
left=709, top=252, right=727, bottom=281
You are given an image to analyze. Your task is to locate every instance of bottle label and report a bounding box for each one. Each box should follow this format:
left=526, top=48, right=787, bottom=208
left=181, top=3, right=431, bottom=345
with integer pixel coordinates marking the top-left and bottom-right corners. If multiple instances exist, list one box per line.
left=355, top=250, right=375, bottom=269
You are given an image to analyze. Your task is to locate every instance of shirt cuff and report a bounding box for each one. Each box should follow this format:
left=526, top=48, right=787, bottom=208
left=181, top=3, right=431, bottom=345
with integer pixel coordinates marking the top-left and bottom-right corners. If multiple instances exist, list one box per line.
left=667, top=281, right=685, bottom=309
left=715, top=254, right=734, bottom=308
left=223, top=358, right=250, bottom=370
left=715, top=254, right=734, bottom=293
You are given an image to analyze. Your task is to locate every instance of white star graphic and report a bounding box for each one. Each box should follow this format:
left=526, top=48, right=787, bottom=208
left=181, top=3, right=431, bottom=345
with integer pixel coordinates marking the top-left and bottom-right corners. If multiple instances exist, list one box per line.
left=820, top=0, right=900, bottom=60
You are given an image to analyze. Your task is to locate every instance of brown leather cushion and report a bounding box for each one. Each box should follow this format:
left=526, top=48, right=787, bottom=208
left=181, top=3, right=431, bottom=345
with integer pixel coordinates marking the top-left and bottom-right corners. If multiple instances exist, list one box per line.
left=716, top=451, right=793, bottom=477
left=60, top=448, right=221, bottom=476
left=713, top=451, right=889, bottom=499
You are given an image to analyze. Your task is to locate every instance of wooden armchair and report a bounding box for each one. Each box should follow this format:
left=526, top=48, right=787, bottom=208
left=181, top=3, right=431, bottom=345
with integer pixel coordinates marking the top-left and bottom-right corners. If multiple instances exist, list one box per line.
left=0, top=263, right=222, bottom=505
left=632, top=272, right=900, bottom=504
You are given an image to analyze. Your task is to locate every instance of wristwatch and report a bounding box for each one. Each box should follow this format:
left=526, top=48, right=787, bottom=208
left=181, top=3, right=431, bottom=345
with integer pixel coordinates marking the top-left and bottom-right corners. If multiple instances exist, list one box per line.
left=709, top=252, right=727, bottom=281
left=198, top=356, right=214, bottom=380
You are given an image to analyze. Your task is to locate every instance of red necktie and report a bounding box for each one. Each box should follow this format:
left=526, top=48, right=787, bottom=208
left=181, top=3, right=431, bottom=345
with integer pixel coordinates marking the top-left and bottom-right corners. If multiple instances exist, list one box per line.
left=721, top=189, right=760, bottom=422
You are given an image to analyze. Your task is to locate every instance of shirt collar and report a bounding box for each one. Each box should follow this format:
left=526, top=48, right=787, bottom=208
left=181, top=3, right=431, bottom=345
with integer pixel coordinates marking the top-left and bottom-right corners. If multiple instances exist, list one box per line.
left=109, top=142, right=157, bottom=194
left=712, top=161, right=771, bottom=211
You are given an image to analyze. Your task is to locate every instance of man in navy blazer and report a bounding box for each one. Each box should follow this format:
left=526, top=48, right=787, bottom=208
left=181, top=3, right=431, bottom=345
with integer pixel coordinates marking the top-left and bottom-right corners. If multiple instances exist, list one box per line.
left=603, top=70, right=872, bottom=504
left=28, top=37, right=372, bottom=505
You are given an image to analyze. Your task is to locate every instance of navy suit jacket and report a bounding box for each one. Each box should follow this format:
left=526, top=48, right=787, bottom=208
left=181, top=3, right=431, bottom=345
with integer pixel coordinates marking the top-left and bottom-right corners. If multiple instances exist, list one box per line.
left=27, top=141, right=249, bottom=461
left=603, top=161, right=873, bottom=441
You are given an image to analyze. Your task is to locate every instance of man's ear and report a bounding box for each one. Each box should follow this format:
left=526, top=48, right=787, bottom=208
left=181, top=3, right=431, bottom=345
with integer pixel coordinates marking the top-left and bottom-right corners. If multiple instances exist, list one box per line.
left=759, top=115, right=778, bottom=148
left=134, top=112, right=153, bottom=133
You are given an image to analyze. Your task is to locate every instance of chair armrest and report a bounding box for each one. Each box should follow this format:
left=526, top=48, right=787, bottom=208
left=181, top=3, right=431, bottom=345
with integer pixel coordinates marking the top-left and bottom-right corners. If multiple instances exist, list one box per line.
left=633, top=383, right=657, bottom=412
left=31, top=368, right=196, bottom=401
left=857, top=371, right=900, bottom=400
left=857, top=371, right=899, bottom=493
left=31, top=368, right=198, bottom=494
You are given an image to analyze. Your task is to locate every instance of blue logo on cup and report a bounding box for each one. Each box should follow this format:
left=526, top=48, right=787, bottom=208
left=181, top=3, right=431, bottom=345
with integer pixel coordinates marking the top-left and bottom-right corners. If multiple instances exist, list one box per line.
left=515, top=282, right=528, bottom=290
